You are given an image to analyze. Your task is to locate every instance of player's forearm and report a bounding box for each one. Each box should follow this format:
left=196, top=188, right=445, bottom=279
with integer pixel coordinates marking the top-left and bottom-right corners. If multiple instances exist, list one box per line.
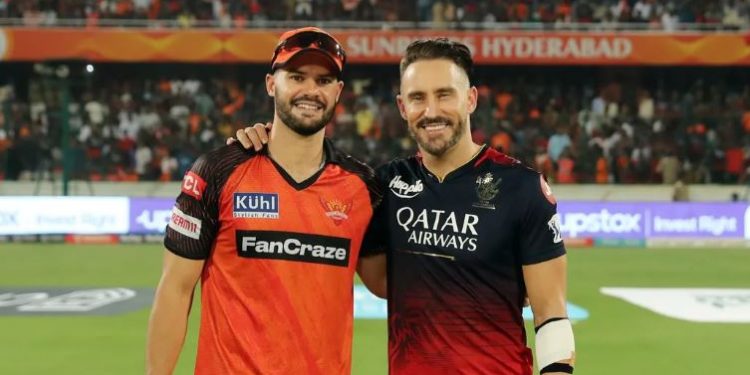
left=361, top=274, right=387, bottom=299
left=146, top=284, right=194, bottom=375
left=357, top=254, right=387, bottom=298
left=531, top=298, right=567, bottom=327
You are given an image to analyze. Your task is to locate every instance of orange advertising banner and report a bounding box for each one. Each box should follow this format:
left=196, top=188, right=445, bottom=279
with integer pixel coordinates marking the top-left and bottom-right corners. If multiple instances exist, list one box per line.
left=1, top=28, right=749, bottom=65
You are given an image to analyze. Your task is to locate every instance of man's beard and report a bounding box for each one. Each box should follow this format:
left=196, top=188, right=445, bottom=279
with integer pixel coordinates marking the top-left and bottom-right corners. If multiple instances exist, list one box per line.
left=276, top=95, right=335, bottom=136
left=409, top=116, right=466, bottom=156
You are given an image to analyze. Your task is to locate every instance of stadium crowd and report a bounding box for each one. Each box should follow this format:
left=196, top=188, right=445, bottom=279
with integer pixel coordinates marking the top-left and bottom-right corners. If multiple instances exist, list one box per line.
left=2, top=65, right=750, bottom=185
left=1, top=0, right=749, bottom=29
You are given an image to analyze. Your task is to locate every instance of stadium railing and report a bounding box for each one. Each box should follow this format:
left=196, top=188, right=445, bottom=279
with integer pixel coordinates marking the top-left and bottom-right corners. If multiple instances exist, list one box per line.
left=0, top=18, right=746, bottom=32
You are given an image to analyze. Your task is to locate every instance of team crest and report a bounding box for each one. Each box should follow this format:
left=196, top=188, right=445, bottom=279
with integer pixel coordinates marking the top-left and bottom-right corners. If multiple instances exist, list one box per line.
left=547, top=213, right=563, bottom=243
left=319, top=197, right=353, bottom=225
left=473, top=173, right=501, bottom=210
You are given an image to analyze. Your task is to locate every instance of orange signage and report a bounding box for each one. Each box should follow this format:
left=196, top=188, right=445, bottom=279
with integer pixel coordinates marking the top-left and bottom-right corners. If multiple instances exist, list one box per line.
left=1, top=28, right=749, bottom=65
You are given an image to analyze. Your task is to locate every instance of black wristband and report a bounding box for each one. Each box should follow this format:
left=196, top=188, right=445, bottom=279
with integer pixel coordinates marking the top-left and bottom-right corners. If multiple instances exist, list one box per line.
left=540, top=362, right=574, bottom=374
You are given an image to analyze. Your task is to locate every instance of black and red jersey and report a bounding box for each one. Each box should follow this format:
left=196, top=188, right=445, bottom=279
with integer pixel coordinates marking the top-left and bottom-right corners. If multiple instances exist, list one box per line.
left=164, top=140, right=382, bottom=375
left=364, top=145, right=565, bottom=375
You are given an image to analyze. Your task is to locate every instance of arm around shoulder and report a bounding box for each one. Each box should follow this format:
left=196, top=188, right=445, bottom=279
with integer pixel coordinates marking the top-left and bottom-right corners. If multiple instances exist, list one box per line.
left=357, top=254, right=387, bottom=299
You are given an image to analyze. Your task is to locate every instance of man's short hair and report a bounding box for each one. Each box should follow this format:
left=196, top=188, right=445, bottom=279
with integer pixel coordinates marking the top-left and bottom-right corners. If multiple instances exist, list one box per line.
left=399, top=38, right=474, bottom=83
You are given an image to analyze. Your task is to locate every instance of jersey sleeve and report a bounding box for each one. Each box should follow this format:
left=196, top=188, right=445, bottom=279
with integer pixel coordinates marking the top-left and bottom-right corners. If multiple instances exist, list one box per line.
left=360, top=165, right=389, bottom=257
left=163, top=153, right=221, bottom=260
left=519, top=173, right=566, bottom=265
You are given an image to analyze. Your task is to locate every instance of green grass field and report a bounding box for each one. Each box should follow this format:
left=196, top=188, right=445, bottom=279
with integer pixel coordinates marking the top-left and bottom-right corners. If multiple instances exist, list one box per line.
left=1, top=244, right=748, bottom=374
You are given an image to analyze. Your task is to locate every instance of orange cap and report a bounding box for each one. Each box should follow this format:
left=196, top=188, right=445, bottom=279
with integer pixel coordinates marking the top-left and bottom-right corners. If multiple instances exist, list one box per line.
left=271, top=27, right=346, bottom=78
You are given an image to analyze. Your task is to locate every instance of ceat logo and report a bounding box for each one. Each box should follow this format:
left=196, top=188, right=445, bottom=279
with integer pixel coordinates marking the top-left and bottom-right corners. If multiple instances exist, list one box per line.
left=182, top=171, right=206, bottom=200
left=540, top=175, right=556, bottom=205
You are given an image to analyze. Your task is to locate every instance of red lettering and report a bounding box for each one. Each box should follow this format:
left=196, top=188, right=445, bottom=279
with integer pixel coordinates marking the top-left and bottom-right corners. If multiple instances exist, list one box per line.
left=181, top=171, right=206, bottom=200
left=540, top=175, right=557, bottom=205
left=172, top=213, right=197, bottom=233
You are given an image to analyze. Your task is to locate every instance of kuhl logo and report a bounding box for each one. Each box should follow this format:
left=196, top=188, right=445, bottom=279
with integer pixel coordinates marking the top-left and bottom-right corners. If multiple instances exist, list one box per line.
left=389, top=175, right=424, bottom=199
left=234, top=193, right=279, bottom=219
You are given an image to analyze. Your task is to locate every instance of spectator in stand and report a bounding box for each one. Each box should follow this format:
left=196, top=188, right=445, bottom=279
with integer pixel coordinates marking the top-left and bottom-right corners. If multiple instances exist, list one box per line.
left=556, top=147, right=577, bottom=183
left=656, top=148, right=681, bottom=184
left=548, top=124, right=572, bottom=163
left=4, top=55, right=750, bottom=184
left=0, top=0, right=748, bottom=29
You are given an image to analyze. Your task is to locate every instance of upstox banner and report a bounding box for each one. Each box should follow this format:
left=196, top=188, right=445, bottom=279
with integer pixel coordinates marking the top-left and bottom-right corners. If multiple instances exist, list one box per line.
left=557, top=202, right=749, bottom=239
left=3, top=197, right=750, bottom=239
left=0, top=197, right=129, bottom=235
left=124, top=200, right=750, bottom=239
left=129, top=197, right=172, bottom=234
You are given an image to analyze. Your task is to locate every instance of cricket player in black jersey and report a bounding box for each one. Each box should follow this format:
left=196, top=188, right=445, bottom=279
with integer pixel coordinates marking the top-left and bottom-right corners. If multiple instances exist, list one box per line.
left=231, top=38, right=575, bottom=375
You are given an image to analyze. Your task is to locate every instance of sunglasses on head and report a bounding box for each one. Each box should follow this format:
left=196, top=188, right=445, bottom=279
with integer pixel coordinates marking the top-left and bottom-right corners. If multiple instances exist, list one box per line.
left=272, top=31, right=346, bottom=65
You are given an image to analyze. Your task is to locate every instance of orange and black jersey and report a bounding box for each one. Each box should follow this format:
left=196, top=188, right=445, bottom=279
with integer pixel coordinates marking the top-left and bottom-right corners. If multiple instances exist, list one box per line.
left=165, top=139, right=382, bottom=375
left=363, top=146, right=566, bottom=375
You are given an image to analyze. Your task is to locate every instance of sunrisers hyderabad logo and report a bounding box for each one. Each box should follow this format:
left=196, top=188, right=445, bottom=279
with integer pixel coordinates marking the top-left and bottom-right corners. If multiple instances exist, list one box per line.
left=320, top=197, right=352, bottom=225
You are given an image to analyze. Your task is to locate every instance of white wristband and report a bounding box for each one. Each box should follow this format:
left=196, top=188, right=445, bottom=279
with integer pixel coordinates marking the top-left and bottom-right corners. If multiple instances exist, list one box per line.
left=535, top=318, right=576, bottom=370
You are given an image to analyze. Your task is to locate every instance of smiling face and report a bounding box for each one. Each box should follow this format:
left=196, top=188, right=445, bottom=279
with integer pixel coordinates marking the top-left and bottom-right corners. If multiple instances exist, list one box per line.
left=397, top=58, right=477, bottom=157
left=267, top=52, right=344, bottom=136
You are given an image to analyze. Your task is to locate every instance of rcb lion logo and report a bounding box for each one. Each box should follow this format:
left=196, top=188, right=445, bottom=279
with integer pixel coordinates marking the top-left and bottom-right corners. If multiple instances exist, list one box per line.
left=319, top=197, right=353, bottom=225
left=473, top=173, right=501, bottom=210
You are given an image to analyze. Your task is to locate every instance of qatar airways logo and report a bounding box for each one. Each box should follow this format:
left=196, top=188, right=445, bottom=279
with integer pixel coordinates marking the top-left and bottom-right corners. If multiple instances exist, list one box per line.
left=560, top=209, right=642, bottom=238
left=396, top=207, right=479, bottom=251
left=389, top=175, right=424, bottom=199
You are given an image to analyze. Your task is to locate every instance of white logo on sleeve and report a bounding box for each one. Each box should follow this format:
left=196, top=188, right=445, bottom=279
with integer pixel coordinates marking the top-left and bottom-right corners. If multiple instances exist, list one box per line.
left=389, top=175, right=424, bottom=198
left=168, top=206, right=202, bottom=240
left=548, top=213, right=563, bottom=243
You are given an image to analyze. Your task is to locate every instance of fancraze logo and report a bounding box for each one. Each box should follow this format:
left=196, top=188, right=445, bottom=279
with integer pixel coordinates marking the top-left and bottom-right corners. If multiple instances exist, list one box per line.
left=235, top=230, right=350, bottom=267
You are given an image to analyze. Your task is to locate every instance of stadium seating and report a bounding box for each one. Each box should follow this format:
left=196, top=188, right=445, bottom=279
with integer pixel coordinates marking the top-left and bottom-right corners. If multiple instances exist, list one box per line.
left=1, top=1, right=750, bottom=184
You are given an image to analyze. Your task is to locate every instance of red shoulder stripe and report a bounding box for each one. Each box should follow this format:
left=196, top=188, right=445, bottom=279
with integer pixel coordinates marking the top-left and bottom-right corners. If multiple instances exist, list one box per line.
left=474, top=147, right=519, bottom=167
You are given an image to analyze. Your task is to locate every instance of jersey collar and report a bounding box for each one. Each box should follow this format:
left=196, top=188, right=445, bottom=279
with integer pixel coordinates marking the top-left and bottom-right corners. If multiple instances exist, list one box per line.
left=417, top=144, right=489, bottom=183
